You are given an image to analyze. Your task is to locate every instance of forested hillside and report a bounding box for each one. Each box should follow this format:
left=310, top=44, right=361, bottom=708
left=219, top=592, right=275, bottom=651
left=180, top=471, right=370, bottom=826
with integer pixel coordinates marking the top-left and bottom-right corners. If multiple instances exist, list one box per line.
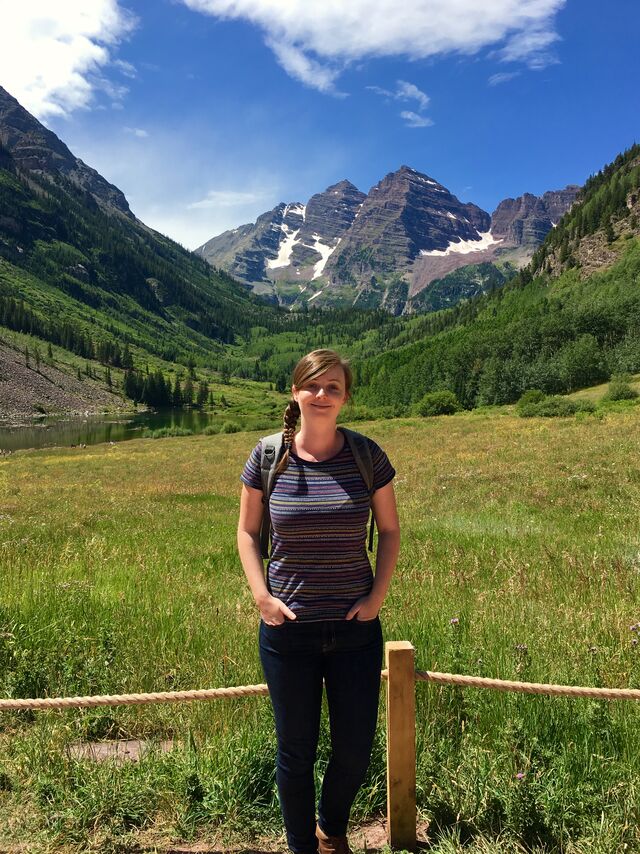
left=0, top=140, right=272, bottom=365
left=354, top=145, right=640, bottom=411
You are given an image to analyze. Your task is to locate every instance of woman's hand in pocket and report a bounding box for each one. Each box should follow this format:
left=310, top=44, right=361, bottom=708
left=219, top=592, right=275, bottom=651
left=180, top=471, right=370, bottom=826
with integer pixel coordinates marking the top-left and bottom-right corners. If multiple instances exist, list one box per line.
left=259, top=594, right=297, bottom=626
left=345, top=594, right=381, bottom=622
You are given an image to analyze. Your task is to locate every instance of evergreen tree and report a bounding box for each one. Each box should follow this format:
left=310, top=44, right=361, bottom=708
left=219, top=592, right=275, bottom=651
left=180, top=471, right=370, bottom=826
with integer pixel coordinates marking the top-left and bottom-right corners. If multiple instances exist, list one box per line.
left=122, top=343, right=134, bottom=370
left=183, top=376, right=193, bottom=407
left=605, top=220, right=615, bottom=244
left=196, top=380, right=209, bottom=408
left=172, top=376, right=183, bottom=407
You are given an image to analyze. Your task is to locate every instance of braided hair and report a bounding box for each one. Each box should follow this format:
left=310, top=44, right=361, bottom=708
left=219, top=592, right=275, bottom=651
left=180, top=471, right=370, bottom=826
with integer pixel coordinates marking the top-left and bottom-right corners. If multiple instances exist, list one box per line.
left=274, top=349, right=352, bottom=476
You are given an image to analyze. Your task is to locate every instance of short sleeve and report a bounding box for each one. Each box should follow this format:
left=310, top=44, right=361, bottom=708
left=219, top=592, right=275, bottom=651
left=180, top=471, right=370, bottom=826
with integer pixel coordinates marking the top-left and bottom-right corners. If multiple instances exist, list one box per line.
left=368, top=438, right=396, bottom=491
left=240, top=441, right=263, bottom=491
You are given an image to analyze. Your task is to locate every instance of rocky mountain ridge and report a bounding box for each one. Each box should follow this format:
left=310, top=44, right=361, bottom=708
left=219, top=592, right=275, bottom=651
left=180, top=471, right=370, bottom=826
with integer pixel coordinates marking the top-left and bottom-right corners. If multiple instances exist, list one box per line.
left=0, top=86, right=131, bottom=216
left=196, top=167, right=579, bottom=313
left=491, top=186, right=580, bottom=245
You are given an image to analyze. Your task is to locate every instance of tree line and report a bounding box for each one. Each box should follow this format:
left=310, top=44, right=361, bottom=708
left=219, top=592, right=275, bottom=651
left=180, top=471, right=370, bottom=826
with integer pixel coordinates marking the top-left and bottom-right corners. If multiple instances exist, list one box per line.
left=123, top=369, right=213, bottom=408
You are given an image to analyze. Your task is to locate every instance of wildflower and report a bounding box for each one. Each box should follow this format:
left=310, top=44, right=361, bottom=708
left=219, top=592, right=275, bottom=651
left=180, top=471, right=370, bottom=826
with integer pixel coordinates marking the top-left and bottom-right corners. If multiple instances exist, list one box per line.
left=632, top=639, right=638, bottom=647
left=515, top=644, right=528, bottom=653
left=450, top=617, right=459, bottom=626
left=589, top=645, right=597, bottom=654
left=630, top=624, right=639, bottom=632
left=515, top=772, right=526, bottom=780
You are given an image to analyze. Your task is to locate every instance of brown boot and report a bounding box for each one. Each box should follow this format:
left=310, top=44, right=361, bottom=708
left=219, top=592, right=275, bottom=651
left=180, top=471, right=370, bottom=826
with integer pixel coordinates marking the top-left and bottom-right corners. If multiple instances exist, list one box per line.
left=315, top=822, right=352, bottom=854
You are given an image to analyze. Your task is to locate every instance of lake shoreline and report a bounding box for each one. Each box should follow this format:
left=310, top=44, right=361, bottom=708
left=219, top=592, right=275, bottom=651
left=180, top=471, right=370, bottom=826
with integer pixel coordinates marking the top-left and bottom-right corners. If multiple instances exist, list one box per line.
left=0, top=404, right=140, bottom=429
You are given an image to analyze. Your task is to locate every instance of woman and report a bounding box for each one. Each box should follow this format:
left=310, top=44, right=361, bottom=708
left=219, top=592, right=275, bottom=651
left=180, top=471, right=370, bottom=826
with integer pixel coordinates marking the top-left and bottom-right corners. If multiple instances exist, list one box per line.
left=237, top=349, right=400, bottom=854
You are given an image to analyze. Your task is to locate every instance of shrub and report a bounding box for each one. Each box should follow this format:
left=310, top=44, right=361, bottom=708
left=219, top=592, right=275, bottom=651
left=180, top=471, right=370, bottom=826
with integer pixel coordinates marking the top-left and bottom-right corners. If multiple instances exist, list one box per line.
left=202, top=425, right=220, bottom=435
left=603, top=375, right=638, bottom=401
left=574, top=399, right=597, bottom=413
left=220, top=421, right=241, bottom=434
left=517, top=389, right=547, bottom=408
left=416, top=390, right=461, bottom=417
left=519, top=396, right=596, bottom=418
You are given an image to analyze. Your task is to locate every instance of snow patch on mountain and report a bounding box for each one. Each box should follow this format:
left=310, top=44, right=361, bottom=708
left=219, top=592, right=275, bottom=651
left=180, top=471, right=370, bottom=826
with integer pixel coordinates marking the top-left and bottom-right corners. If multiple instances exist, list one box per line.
left=267, top=226, right=300, bottom=268
left=311, top=235, right=340, bottom=280
left=420, top=231, right=502, bottom=257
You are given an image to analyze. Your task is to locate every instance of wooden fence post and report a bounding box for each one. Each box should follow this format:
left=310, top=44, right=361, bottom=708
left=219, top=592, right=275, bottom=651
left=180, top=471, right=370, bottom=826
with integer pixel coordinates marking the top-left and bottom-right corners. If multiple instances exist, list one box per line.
left=385, top=640, right=416, bottom=850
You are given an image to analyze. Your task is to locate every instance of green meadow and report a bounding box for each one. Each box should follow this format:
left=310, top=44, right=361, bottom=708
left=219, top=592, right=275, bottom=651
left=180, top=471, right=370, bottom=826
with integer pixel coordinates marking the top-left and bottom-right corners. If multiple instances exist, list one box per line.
left=1, top=408, right=640, bottom=852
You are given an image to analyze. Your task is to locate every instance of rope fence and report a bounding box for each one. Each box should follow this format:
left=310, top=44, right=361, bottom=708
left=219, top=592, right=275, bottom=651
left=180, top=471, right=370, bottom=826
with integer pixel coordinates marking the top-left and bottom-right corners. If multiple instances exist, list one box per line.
left=3, top=643, right=640, bottom=847
left=3, top=668, right=640, bottom=712
left=414, top=669, right=640, bottom=701
left=0, top=683, right=270, bottom=712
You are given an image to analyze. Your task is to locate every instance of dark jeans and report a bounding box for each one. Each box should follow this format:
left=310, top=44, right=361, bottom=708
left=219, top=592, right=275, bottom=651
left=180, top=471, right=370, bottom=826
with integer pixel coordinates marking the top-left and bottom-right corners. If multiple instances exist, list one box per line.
left=259, top=616, right=383, bottom=854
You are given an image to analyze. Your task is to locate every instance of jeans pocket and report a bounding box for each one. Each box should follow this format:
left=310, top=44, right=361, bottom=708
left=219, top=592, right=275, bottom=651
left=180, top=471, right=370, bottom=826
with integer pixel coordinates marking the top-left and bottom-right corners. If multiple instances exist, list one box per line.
left=261, top=618, right=289, bottom=629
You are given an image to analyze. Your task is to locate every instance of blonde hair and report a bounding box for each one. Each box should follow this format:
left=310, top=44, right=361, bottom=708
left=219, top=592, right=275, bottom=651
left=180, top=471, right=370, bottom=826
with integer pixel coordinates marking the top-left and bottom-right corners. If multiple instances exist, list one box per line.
left=275, top=349, right=352, bottom=475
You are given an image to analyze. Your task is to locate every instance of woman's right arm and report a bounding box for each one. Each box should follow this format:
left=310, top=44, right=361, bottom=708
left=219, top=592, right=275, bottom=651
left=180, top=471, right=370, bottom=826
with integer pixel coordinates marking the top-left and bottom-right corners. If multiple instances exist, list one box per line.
left=237, top=484, right=296, bottom=625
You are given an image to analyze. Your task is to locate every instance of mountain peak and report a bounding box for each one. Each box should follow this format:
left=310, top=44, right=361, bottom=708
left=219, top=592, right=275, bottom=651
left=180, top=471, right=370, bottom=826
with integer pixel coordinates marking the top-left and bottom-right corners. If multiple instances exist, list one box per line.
left=325, top=178, right=361, bottom=194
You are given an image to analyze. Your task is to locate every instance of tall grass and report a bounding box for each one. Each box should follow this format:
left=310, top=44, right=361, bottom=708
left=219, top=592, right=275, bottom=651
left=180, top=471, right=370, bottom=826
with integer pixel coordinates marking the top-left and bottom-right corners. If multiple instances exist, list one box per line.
left=1, top=411, right=640, bottom=851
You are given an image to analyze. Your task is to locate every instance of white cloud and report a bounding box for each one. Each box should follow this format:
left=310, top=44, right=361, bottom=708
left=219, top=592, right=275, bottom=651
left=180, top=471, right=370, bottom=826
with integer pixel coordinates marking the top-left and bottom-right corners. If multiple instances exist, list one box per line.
left=181, top=0, right=566, bottom=91
left=368, top=80, right=432, bottom=126
left=396, top=80, right=430, bottom=111
left=0, top=1, right=137, bottom=119
left=497, top=26, right=560, bottom=67
left=266, top=39, right=344, bottom=94
left=488, top=71, right=521, bottom=85
left=187, top=189, right=272, bottom=210
left=400, top=111, right=434, bottom=128
left=114, top=58, right=137, bottom=78
left=124, top=126, right=149, bottom=138
left=368, top=80, right=429, bottom=109
left=367, top=85, right=394, bottom=99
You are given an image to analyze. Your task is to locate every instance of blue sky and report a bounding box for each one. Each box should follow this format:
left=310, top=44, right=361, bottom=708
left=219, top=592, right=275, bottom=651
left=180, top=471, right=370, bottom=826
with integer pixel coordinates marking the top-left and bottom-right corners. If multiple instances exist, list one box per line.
left=1, top=1, right=638, bottom=249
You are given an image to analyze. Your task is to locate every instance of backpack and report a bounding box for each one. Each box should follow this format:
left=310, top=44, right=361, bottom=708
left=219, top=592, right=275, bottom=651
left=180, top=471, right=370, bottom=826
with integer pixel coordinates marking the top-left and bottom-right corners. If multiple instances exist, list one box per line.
left=259, top=426, right=376, bottom=560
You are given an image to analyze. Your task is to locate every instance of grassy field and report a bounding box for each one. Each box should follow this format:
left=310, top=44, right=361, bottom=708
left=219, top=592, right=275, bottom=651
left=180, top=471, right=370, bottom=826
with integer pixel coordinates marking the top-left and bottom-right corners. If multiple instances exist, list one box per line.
left=1, top=407, right=640, bottom=852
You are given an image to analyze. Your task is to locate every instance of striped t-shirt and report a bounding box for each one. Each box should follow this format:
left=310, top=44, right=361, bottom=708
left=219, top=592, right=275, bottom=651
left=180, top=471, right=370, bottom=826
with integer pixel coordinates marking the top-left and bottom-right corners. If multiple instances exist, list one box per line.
left=240, top=434, right=396, bottom=622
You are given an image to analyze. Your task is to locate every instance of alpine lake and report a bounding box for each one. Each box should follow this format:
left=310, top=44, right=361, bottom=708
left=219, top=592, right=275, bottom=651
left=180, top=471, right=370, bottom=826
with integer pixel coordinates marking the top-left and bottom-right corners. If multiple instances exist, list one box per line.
left=0, top=408, right=257, bottom=453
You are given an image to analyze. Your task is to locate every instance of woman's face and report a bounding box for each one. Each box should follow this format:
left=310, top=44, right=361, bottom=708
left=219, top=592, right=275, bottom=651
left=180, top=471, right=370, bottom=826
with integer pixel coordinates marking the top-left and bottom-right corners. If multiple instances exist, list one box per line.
left=292, top=366, right=348, bottom=422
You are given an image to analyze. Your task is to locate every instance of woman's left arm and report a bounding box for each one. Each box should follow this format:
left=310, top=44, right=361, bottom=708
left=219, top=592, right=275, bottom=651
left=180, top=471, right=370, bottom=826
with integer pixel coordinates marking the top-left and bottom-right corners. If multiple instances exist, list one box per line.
left=346, top=481, right=400, bottom=620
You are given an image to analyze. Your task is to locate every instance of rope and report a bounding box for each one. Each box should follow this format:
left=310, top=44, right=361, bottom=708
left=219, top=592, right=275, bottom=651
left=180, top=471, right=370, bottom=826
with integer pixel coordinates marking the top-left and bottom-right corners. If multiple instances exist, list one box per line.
left=416, top=670, right=640, bottom=701
left=0, top=684, right=269, bottom=712
left=3, top=669, right=640, bottom=712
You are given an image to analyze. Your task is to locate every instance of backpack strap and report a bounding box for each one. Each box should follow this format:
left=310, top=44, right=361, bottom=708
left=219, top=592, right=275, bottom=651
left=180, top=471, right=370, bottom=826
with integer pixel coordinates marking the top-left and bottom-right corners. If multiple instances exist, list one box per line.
left=338, top=427, right=377, bottom=552
left=259, top=432, right=284, bottom=560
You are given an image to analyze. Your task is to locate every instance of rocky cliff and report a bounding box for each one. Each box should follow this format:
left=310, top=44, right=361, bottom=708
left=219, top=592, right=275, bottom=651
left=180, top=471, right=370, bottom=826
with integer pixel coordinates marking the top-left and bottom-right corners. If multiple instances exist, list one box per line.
left=491, top=186, right=580, bottom=245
